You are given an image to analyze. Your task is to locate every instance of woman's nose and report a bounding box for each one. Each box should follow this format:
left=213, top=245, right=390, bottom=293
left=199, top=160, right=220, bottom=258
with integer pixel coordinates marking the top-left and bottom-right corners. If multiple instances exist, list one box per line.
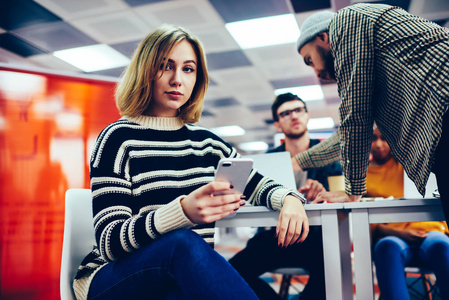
left=170, top=70, right=182, bottom=86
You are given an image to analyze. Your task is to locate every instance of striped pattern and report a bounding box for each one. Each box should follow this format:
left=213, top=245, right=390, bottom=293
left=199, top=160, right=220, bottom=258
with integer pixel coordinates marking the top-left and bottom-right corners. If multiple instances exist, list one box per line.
left=73, top=115, right=293, bottom=299
left=297, top=3, right=449, bottom=196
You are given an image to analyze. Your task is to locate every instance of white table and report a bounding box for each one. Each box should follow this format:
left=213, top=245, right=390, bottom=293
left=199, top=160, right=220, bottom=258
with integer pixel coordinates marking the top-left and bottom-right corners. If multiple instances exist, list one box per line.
left=344, top=198, right=445, bottom=300
left=216, top=203, right=353, bottom=300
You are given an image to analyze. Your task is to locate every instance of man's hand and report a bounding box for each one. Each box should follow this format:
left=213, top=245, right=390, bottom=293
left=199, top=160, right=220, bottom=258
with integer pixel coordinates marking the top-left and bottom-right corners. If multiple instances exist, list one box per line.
left=311, top=191, right=361, bottom=204
left=298, top=179, right=326, bottom=202
left=398, top=229, right=427, bottom=244
left=276, top=195, right=309, bottom=247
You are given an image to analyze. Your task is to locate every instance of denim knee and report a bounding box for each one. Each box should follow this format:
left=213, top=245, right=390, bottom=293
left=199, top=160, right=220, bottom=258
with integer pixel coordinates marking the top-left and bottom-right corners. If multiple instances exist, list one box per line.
left=164, top=229, right=209, bottom=252
left=421, top=231, right=449, bottom=258
left=374, top=236, right=407, bottom=260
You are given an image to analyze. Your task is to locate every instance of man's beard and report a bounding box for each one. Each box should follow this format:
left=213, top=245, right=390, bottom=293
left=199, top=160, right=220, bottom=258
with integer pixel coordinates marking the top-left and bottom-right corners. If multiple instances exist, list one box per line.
left=285, top=131, right=306, bottom=139
left=318, top=46, right=336, bottom=81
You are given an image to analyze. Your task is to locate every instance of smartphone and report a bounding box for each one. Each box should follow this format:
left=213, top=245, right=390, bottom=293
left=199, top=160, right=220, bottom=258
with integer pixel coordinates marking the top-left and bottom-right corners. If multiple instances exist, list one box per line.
left=215, top=158, right=254, bottom=195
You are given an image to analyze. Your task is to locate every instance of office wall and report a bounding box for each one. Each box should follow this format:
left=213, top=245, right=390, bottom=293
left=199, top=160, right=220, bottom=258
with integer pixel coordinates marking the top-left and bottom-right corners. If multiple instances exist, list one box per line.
left=0, top=65, right=120, bottom=300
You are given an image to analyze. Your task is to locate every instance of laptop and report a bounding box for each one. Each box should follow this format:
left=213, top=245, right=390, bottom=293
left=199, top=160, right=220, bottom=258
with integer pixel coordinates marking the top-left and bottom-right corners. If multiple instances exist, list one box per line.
left=244, top=151, right=296, bottom=190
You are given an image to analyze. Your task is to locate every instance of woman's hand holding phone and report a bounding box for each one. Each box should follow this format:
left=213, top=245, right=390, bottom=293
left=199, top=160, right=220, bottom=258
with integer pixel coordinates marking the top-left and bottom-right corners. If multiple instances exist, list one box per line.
left=180, top=181, right=245, bottom=224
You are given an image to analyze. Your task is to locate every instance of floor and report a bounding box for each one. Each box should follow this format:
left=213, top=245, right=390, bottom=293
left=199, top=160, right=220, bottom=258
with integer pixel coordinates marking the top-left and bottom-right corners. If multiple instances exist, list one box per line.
left=215, top=227, right=441, bottom=300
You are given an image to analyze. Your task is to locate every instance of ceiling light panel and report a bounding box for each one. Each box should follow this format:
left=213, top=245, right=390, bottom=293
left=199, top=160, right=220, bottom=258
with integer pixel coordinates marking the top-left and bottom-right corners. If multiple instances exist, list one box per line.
left=274, top=85, right=324, bottom=101
left=53, top=44, right=130, bottom=72
left=307, top=117, right=335, bottom=130
left=226, top=14, right=300, bottom=49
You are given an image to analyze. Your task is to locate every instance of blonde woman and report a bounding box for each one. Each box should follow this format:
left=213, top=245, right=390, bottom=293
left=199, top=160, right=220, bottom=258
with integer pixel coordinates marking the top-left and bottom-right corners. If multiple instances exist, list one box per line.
left=73, top=24, right=308, bottom=300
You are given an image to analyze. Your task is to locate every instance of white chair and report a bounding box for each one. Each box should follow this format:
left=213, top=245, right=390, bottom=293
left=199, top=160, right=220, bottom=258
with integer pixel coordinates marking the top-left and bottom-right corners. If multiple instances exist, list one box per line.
left=60, top=189, right=95, bottom=300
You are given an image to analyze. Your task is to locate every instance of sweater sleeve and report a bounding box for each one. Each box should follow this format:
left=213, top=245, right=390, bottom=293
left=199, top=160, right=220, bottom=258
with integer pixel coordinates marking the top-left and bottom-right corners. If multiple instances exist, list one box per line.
left=243, top=169, right=300, bottom=211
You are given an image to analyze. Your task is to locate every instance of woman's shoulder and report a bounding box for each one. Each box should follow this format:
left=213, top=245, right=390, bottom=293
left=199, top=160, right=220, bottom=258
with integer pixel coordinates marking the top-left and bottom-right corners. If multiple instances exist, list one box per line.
left=92, top=119, right=143, bottom=157
left=185, top=124, right=222, bottom=140
left=185, top=124, right=237, bottom=156
left=99, top=118, right=144, bottom=140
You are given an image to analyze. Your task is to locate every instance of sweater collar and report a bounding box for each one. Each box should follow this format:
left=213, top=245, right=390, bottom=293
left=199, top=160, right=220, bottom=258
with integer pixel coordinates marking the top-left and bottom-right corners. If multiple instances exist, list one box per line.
left=124, top=115, right=185, bottom=131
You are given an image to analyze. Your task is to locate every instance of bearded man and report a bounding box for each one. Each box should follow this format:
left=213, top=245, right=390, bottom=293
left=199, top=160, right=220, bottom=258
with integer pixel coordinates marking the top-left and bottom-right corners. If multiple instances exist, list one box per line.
left=292, top=4, right=449, bottom=221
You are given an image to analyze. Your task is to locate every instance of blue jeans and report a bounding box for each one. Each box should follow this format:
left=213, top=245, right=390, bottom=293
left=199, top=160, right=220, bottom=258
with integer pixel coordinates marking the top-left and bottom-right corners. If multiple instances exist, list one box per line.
left=373, top=231, right=449, bottom=300
left=88, top=229, right=259, bottom=300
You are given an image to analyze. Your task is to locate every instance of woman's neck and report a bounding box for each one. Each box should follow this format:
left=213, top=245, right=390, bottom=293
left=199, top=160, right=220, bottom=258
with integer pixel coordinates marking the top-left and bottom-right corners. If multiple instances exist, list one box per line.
left=125, top=115, right=184, bottom=130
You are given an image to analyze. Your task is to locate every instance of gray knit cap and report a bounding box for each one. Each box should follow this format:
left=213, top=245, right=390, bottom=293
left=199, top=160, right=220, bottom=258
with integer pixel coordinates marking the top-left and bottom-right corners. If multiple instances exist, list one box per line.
left=296, top=11, right=336, bottom=53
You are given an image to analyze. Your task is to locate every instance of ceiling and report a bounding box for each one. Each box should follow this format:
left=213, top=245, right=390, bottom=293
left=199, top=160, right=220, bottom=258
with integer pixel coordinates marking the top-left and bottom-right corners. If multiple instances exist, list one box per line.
left=1, top=0, right=449, bottom=153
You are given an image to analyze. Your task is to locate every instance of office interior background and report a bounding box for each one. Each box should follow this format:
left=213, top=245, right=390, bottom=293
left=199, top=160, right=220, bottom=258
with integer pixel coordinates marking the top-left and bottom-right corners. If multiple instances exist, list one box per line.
left=0, top=0, right=448, bottom=299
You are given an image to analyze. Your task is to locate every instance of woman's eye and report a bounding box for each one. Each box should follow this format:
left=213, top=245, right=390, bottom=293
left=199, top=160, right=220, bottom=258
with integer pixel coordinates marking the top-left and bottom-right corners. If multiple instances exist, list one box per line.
left=160, top=63, right=171, bottom=70
left=184, top=66, right=195, bottom=73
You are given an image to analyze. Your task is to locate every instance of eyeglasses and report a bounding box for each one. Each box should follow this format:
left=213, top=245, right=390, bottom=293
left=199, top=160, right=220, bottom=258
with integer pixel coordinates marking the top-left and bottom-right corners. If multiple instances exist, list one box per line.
left=278, top=107, right=307, bottom=118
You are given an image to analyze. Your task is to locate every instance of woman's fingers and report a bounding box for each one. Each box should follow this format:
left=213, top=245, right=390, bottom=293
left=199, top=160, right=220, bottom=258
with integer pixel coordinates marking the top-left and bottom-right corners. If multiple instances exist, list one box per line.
left=181, top=182, right=245, bottom=224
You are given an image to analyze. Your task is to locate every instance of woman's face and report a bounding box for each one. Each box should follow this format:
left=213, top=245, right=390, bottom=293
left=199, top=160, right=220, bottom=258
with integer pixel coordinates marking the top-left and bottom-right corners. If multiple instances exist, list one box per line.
left=147, top=40, right=198, bottom=117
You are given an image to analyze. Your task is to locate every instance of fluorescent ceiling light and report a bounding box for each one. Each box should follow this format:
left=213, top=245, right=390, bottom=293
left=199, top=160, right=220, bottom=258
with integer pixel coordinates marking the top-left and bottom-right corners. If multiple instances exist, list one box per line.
left=226, top=14, right=300, bottom=49
left=210, top=125, right=246, bottom=137
left=238, top=141, right=269, bottom=152
left=275, top=85, right=324, bottom=101
left=309, top=132, right=335, bottom=140
left=53, top=44, right=130, bottom=72
left=307, top=117, right=335, bottom=130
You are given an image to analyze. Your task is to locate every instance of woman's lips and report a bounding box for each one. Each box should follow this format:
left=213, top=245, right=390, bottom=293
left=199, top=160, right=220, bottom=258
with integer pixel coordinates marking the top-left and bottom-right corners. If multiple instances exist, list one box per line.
left=166, top=91, right=183, bottom=100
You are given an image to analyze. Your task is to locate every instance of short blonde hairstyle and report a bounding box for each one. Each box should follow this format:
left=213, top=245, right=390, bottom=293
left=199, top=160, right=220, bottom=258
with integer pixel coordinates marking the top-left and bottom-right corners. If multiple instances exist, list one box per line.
left=115, top=24, right=209, bottom=124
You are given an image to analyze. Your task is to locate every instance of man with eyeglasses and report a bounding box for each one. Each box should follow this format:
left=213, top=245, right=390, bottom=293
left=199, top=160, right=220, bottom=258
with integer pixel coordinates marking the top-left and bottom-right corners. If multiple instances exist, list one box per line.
left=229, top=93, right=342, bottom=300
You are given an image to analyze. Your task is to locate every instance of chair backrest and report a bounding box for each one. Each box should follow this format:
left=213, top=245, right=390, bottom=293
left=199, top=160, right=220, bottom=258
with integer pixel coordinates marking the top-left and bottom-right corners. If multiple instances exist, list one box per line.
left=60, top=189, right=95, bottom=300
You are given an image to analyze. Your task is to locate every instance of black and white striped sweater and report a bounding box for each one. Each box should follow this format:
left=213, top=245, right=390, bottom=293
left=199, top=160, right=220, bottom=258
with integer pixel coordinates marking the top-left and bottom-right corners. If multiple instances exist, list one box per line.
left=73, top=115, right=293, bottom=300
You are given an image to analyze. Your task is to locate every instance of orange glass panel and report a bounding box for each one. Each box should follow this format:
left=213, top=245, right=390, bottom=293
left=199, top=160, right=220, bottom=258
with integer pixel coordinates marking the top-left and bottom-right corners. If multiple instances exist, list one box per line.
left=0, top=66, right=120, bottom=300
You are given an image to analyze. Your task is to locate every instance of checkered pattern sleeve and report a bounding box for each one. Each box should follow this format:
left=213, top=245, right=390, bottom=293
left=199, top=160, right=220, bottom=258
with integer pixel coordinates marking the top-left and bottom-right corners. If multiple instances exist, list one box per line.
left=295, top=132, right=341, bottom=169
left=329, top=6, right=379, bottom=195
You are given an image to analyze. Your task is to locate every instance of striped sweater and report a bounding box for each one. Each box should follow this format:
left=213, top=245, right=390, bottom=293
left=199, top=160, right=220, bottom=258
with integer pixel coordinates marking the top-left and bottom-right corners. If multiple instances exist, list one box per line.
left=73, top=115, right=294, bottom=300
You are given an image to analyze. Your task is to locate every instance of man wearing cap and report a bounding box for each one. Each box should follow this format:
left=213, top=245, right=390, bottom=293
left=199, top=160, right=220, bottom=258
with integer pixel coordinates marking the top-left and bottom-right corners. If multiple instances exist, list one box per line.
left=293, top=3, right=449, bottom=220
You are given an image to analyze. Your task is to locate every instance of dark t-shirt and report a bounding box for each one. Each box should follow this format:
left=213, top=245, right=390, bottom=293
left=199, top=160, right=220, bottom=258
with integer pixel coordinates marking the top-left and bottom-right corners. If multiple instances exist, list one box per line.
left=267, top=139, right=343, bottom=191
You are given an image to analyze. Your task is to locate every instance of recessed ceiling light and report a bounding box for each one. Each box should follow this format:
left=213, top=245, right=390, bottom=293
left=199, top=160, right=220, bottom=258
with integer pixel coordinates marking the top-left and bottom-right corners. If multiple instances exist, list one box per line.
left=210, top=125, right=246, bottom=137
left=307, top=117, right=335, bottom=130
left=226, top=14, right=300, bottom=49
left=53, top=44, right=130, bottom=72
left=238, top=141, right=269, bottom=152
left=274, top=85, right=324, bottom=101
